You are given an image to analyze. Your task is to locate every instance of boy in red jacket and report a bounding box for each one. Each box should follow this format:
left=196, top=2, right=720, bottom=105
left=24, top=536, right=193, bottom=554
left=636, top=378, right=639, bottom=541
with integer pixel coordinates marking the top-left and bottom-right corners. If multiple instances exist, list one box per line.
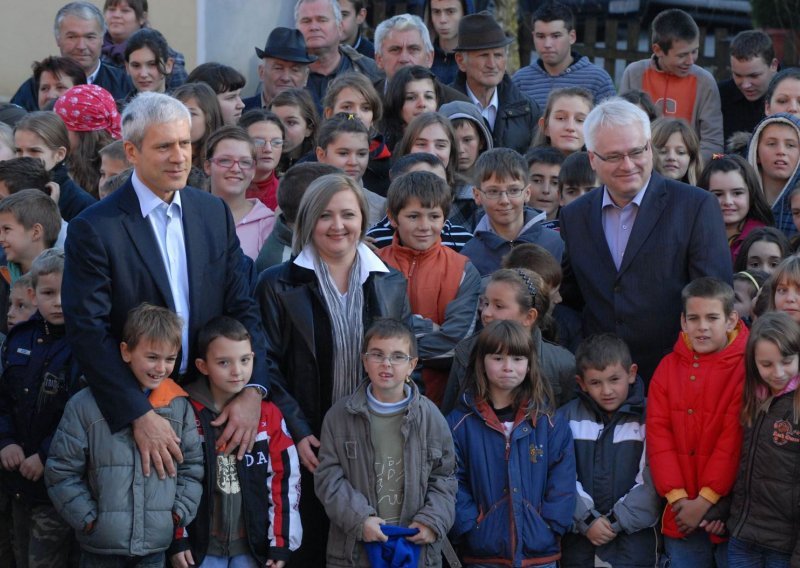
left=647, top=277, right=747, bottom=567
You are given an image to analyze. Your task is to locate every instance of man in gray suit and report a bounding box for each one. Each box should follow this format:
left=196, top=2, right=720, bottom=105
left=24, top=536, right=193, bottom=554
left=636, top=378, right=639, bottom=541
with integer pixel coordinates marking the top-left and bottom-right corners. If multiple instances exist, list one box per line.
left=560, top=98, right=732, bottom=383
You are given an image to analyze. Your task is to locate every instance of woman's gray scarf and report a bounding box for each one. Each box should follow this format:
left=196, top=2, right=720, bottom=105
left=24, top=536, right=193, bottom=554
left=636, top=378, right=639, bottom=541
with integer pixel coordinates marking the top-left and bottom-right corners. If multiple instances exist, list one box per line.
left=314, top=252, right=365, bottom=403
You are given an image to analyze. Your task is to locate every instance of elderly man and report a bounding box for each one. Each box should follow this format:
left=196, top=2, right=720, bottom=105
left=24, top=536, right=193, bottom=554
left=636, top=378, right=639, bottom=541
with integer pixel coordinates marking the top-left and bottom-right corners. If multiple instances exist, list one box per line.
left=11, top=1, right=131, bottom=111
left=295, top=0, right=380, bottom=109
left=243, top=27, right=316, bottom=112
left=719, top=30, right=779, bottom=141
left=63, top=92, right=271, bottom=480
left=559, top=98, right=732, bottom=383
left=451, top=11, right=541, bottom=155
left=372, top=13, right=468, bottom=104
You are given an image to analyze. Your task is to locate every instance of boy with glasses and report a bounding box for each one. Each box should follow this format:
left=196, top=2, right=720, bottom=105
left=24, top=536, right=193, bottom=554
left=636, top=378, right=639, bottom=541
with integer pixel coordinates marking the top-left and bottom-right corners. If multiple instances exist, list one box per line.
left=461, top=147, right=564, bottom=276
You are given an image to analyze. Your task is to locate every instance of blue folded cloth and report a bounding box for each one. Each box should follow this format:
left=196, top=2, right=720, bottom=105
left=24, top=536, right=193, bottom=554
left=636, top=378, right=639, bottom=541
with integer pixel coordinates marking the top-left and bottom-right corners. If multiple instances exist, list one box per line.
left=364, top=524, right=422, bottom=568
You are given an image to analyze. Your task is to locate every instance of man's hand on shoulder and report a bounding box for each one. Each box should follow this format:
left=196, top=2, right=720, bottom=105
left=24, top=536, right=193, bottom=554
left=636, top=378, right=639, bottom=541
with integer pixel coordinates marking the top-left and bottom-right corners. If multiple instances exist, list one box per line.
left=210, top=386, right=261, bottom=460
left=133, top=410, right=183, bottom=479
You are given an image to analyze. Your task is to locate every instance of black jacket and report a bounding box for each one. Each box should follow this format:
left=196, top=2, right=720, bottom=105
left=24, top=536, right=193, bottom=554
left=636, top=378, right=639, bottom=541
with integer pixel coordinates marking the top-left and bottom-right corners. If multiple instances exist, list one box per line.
left=450, top=72, right=541, bottom=155
left=728, top=391, right=800, bottom=561
left=256, top=258, right=411, bottom=441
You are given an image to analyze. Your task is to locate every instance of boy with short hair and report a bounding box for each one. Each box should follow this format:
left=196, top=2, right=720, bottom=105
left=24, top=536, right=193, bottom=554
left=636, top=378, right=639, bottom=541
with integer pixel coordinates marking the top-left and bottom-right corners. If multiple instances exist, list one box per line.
left=0, top=249, right=76, bottom=566
left=647, top=277, right=748, bottom=566
left=377, top=171, right=481, bottom=405
left=171, top=316, right=301, bottom=568
left=428, top=0, right=471, bottom=85
left=45, top=303, right=204, bottom=566
left=0, top=189, right=62, bottom=282
left=461, top=147, right=564, bottom=276
left=256, top=162, right=340, bottom=272
left=526, top=146, right=565, bottom=226
left=558, top=151, right=596, bottom=208
left=557, top=333, right=660, bottom=568
left=314, top=318, right=456, bottom=566
left=620, top=8, right=723, bottom=160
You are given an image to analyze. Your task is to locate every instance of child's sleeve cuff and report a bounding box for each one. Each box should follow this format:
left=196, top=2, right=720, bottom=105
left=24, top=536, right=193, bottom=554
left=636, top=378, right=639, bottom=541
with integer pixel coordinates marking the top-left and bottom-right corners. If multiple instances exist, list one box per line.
left=665, top=489, right=689, bottom=504
left=699, top=487, right=721, bottom=504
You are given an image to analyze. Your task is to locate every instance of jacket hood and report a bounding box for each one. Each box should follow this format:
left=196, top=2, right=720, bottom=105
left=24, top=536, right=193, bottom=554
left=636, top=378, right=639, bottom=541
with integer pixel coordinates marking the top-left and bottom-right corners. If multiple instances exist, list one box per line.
left=184, top=377, right=221, bottom=414
left=673, top=318, right=749, bottom=365
left=148, top=378, right=188, bottom=409
left=473, top=205, right=546, bottom=238
left=240, top=199, right=275, bottom=225
left=438, top=100, right=494, bottom=152
left=747, top=112, right=800, bottom=205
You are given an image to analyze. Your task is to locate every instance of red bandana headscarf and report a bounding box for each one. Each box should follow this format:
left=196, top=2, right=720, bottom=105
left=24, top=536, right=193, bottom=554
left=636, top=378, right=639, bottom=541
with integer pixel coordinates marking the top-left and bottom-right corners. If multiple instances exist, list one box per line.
left=54, top=84, right=121, bottom=140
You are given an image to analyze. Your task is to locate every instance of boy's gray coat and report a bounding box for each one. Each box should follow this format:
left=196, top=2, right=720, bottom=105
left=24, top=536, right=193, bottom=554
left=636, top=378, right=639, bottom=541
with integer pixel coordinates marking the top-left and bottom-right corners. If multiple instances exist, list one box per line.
left=45, top=385, right=204, bottom=555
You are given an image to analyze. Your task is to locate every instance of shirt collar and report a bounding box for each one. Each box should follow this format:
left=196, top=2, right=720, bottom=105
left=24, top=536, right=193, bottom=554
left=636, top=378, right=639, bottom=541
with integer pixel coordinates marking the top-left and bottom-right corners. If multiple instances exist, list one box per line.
left=86, top=60, right=101, bottom=84
left=294, top=242, right=389, bottom=284
left=466, top=82, right=499, bottom=111
left=601, top=176, right=651, bottom=209
left=131, top=169, right=183, bottom=218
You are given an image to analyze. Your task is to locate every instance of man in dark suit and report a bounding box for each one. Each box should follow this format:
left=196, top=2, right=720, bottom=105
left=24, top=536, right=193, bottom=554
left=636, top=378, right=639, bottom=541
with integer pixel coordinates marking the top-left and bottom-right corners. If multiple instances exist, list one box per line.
left=63, top=92, right=270, bottom=478
left=560, top=97, right=732, bottom=383
left=11, top=2, right=132, bottom=111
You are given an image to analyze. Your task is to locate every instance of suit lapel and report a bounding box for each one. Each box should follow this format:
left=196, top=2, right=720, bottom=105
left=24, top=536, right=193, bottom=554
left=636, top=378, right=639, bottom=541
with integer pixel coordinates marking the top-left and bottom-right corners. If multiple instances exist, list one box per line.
left=618, top=174, right=668, bottom=275
left=118, top=182, right=175, bottom=310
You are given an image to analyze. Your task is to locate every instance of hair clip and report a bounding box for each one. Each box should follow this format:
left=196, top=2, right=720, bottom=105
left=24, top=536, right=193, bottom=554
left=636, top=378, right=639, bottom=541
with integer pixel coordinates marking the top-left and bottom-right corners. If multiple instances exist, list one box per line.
left=735, top=271, right=761, bottom=293
left=347, top=113, right=356, bottom=120
left=711, top=153, right=726, bottom=160
left=515, top=269, right=538, bottom=302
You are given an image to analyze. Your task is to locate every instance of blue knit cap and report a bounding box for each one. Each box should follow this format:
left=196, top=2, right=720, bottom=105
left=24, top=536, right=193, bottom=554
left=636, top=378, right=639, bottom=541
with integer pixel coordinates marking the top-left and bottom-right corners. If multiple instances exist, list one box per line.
left=364, top=524, right=422, bottom=568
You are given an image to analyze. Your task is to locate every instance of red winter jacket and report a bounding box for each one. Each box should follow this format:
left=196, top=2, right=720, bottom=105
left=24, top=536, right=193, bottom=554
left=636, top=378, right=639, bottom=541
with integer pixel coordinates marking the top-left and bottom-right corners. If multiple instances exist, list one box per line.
left=646, top=321, right=748, bottom=540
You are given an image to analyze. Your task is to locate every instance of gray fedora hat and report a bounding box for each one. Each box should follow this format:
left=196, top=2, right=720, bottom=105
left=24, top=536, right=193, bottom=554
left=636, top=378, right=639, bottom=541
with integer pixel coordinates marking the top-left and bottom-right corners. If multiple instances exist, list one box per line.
left=255, top=27, right=317, bottom=64
left=454, top=12, right=514, bottom=51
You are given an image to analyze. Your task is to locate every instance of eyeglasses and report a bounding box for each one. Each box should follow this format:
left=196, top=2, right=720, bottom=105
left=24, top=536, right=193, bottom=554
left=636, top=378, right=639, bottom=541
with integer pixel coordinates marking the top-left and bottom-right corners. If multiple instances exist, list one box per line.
left=478, top=187, right=527, bottom=200
left=208, top=157, right=255, bottom=170
left=363, top=352, right=413, bottom=365
left=253, top=137, right=284, bottom=148
left=591, top=142, right=650, bottom=164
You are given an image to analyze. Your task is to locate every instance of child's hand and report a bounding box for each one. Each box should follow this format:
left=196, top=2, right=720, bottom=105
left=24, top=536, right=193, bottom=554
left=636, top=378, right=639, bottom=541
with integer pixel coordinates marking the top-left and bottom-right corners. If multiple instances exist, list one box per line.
left=170, top=550, right=195, bottom=568
left=699, top=519, right=726, bottom=536
left=265, top=561, right=285, bottom=568
left=18, top=453, right=43, bottom=481
left=407, top=521, right=437, bottom=544
left=0, top=444, right=24, bottom=471
left=673, top=497, right=712, bottom=534
left=362, top=516, right=388, bottom=542
left=585, top=516, right=617, bottom=546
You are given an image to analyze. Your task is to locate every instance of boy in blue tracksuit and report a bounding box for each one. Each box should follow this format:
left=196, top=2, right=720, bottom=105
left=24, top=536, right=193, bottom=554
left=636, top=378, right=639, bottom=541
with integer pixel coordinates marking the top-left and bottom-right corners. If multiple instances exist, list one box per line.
left=557, top=334, right=661, bottom=568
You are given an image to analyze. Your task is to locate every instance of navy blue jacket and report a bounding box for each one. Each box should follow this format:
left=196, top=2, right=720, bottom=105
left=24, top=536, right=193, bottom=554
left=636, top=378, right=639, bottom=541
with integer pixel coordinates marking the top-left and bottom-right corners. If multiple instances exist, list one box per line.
left=557, top=378, right=660, bottom=567
left=50, top=162, right=96, bottom=222
left=448, top=393, right=576, bottom=566
left=0, top=312, right=79, bottom=503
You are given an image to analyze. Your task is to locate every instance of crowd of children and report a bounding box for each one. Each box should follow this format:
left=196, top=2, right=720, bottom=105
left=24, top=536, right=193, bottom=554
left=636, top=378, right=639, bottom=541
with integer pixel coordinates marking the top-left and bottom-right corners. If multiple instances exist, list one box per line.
left=5, top=0, right=800, bottom=566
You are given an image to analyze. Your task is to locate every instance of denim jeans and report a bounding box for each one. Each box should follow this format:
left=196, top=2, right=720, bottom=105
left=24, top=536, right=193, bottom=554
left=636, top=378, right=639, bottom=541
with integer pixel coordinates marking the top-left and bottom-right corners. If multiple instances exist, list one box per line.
left=728, top=536, right=791, bottom=568
left=79, top=551, right=164, bottom=568
left=662, top=532, right=727, bottom=568
left=198, top=554, right=259, bottom=568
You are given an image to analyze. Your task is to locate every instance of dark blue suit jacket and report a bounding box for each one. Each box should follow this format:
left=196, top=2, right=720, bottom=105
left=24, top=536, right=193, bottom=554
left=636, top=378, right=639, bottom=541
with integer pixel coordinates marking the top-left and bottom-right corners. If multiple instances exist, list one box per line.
left=63, top=179, right=270, bottom=431
left=559, top=172, right=733, bottom=383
